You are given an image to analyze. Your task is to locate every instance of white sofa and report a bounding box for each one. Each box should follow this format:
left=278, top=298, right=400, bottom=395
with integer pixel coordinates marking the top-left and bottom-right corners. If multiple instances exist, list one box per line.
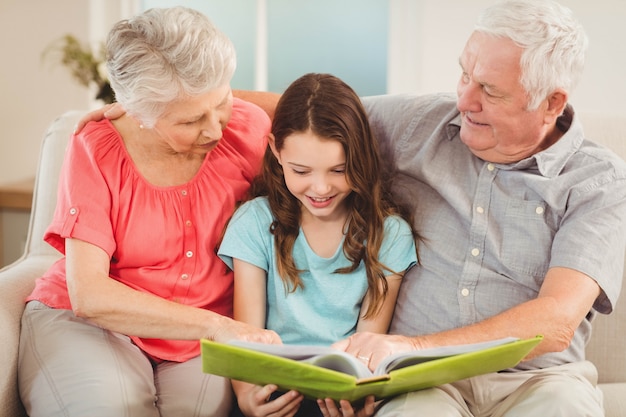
left=1, top=109, right=625, bottom=416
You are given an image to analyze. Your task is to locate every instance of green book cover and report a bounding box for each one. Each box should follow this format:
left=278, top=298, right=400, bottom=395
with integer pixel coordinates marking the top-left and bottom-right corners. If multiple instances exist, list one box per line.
left=201, top=335, right=543, bottom=402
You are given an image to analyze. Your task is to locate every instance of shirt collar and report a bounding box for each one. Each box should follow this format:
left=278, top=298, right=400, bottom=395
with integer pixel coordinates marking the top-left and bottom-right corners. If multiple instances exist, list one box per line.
left=447, top=105, right=584, bottom=177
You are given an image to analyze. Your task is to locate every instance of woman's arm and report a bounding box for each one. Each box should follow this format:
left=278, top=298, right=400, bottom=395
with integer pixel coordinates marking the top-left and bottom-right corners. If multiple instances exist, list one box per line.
left=65, top=237, right=279, bottom=343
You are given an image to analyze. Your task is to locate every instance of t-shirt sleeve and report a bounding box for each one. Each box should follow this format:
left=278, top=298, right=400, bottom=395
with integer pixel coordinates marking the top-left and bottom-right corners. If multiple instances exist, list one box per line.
left=379, top=215, right=418, bottom=276
left=218, top=199, right=274, bottom=272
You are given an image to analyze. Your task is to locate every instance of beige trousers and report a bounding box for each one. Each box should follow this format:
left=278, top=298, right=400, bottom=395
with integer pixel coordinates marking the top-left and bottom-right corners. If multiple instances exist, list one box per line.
left=18, top=301, right=233, bottom=417
left=376, top=360, right=603, bottom=417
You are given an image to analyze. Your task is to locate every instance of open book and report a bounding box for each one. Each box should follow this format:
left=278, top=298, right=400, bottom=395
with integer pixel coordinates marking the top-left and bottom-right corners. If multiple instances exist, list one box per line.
left=201, top=335, right=542, bottom=402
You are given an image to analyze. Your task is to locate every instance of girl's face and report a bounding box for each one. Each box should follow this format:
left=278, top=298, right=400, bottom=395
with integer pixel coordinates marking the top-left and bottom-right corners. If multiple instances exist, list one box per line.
left=270, top=130, right=353, bottom=222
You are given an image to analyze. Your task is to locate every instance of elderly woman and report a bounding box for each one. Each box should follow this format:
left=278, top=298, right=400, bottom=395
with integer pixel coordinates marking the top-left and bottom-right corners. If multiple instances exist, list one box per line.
left=17, top=7, right=279, bottom=417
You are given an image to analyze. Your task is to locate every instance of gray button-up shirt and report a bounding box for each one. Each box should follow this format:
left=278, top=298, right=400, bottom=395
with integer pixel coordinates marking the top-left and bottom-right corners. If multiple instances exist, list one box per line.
left=363, top=93, right=626, bottom=369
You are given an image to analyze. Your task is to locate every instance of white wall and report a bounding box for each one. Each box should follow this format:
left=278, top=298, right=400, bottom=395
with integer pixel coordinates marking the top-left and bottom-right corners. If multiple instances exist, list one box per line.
left=0, top=0, right=133, bottom=266
left=388, top=0, right=626, bottom=116
left=0, top=0, right=136, bottom=185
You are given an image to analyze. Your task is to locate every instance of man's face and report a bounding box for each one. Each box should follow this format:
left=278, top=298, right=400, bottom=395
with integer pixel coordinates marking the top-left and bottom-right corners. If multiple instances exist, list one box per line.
left=456, top=31, right=551, bottom=164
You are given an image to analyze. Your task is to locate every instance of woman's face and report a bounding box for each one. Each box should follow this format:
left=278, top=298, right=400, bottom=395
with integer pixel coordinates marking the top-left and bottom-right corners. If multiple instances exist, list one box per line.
left=152, top=84, right=233, bottom=157
left=271, top=130, right=353, bottom=222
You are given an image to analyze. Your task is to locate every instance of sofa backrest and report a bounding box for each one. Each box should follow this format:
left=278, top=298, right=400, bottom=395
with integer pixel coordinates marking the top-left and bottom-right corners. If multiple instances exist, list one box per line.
left=25, top=111, right=83, bottom=259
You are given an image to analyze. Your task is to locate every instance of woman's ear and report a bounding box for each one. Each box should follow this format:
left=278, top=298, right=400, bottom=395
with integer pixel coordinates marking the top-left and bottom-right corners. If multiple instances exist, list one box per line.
left=268, top=133, right=281, bottom=164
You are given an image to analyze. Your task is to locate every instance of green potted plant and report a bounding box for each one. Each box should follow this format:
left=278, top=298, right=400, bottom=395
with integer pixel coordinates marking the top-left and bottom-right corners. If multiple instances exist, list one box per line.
left=43, top=34, right=114, bottom=104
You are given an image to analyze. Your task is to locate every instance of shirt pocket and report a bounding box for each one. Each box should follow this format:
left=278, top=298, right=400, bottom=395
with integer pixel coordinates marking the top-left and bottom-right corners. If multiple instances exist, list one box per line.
left=500, top=199, right=555, bottom=279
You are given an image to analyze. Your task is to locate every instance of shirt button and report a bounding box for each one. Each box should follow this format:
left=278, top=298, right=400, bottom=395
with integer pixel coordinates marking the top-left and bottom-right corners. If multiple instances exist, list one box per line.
left=471, top=248, right=480, bottom=257
left=535, top=206, right=544, bottom=215
left=461, top=288, right=470, bottom=297
left=476, top=206, right=484, bottom=214
left=487, top=163, right=495, bottom=171
left=181, top=273, right=189, bottom=280
left=185, top=220, right=192, bottom=227
left=69, top=207, right=77, bottom=215
left=181, top=190, right=188, bottom=196
left=186, top=251, right=193, bottom=258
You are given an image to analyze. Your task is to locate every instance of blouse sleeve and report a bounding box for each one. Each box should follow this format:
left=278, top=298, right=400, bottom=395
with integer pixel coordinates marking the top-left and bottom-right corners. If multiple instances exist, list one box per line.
left=43, top=122, right=119, bottom=257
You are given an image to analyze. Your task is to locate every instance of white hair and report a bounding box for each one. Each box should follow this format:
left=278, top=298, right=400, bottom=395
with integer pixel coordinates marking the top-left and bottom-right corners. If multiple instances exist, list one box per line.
left=475, top=0, right=588, bottom=110
left=105, top=6, right=236, bottom=127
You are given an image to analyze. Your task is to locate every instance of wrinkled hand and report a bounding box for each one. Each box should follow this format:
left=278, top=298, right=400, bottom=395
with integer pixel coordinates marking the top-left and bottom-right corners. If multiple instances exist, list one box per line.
left=317, top=396, right=376, bottom=417
left=73, top=102, right=126, bottom=134
left=236, top=383, right=303, bottom=417
left=332, top=332, right=420, bottom=370
left=211, top=317, right=281, bottom=345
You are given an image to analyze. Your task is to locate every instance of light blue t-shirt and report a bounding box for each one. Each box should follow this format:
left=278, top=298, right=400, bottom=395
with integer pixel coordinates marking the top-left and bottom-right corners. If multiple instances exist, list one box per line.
left=218, top=196, right=417, bottom=346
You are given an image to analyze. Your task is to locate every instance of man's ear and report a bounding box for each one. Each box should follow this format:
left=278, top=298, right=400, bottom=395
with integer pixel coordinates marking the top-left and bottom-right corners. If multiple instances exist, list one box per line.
left=268, top=133, right=281, bottom=164
left=544, top=89, right=568, bottom=124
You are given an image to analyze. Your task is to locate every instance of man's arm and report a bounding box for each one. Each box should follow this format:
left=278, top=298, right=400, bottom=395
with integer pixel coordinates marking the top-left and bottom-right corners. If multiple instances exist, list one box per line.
left=334, top=266, right=601, bottom=369
left=233, top=90, right=281, bottom=121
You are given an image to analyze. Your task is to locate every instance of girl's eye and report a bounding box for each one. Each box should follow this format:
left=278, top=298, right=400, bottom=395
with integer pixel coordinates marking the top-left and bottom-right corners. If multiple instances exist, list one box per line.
left=292, top=169, right=307, bottom=175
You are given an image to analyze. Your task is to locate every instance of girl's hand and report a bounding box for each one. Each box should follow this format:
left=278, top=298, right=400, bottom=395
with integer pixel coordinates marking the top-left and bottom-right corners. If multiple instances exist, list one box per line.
left=317, top=396, right=376, bottom=417
left=73, top=102, right=126, bottom=134
left=236, top=383, right=303, bottom=417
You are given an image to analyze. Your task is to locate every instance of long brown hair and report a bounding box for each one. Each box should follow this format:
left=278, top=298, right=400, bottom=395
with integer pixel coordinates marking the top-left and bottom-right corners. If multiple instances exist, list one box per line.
left=250, top=73, right=416, bottom=318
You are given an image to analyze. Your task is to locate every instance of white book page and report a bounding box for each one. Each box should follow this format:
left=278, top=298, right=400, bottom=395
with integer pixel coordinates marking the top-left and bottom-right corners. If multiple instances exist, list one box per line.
left=229, top=336, right=519, bottom=378
left=375, top=337, right=519, bottom=374
left=229, top=340, right=372, bottom=378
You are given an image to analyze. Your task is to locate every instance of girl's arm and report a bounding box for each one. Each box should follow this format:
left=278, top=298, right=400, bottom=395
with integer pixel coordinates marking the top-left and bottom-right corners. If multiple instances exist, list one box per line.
left=355, top=273, right=403, bottom=334
left=231, top=259, right=304, bottom=417
left=233, top=258, right=268, bottom=328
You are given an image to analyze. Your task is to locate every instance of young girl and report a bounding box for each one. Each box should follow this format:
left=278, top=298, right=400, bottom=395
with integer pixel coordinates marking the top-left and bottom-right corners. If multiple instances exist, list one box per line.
left=218, top=73, right=417, bottom=417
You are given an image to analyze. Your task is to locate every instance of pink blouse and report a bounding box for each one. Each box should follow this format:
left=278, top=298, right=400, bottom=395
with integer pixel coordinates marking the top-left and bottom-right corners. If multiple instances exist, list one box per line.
left=27, top=98, right=270, bottom=362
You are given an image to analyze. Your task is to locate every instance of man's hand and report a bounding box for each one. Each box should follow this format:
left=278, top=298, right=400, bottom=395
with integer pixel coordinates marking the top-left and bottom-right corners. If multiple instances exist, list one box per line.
left=332, top=332, right=422, bottom=370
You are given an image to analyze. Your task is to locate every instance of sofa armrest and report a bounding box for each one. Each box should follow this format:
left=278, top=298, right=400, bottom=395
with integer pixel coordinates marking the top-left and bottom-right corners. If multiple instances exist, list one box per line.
left=0, top=254, right=59, bottom=417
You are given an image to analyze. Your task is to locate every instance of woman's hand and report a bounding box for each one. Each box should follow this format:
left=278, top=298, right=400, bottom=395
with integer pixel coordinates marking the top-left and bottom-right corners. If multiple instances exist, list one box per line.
left=73, top=102, right=126, bottom=134
left=235, top=383, right=303, bottom=417
left=317, top=396, right=376, bottom=417
left=211, top=317, right=281, bottom=345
